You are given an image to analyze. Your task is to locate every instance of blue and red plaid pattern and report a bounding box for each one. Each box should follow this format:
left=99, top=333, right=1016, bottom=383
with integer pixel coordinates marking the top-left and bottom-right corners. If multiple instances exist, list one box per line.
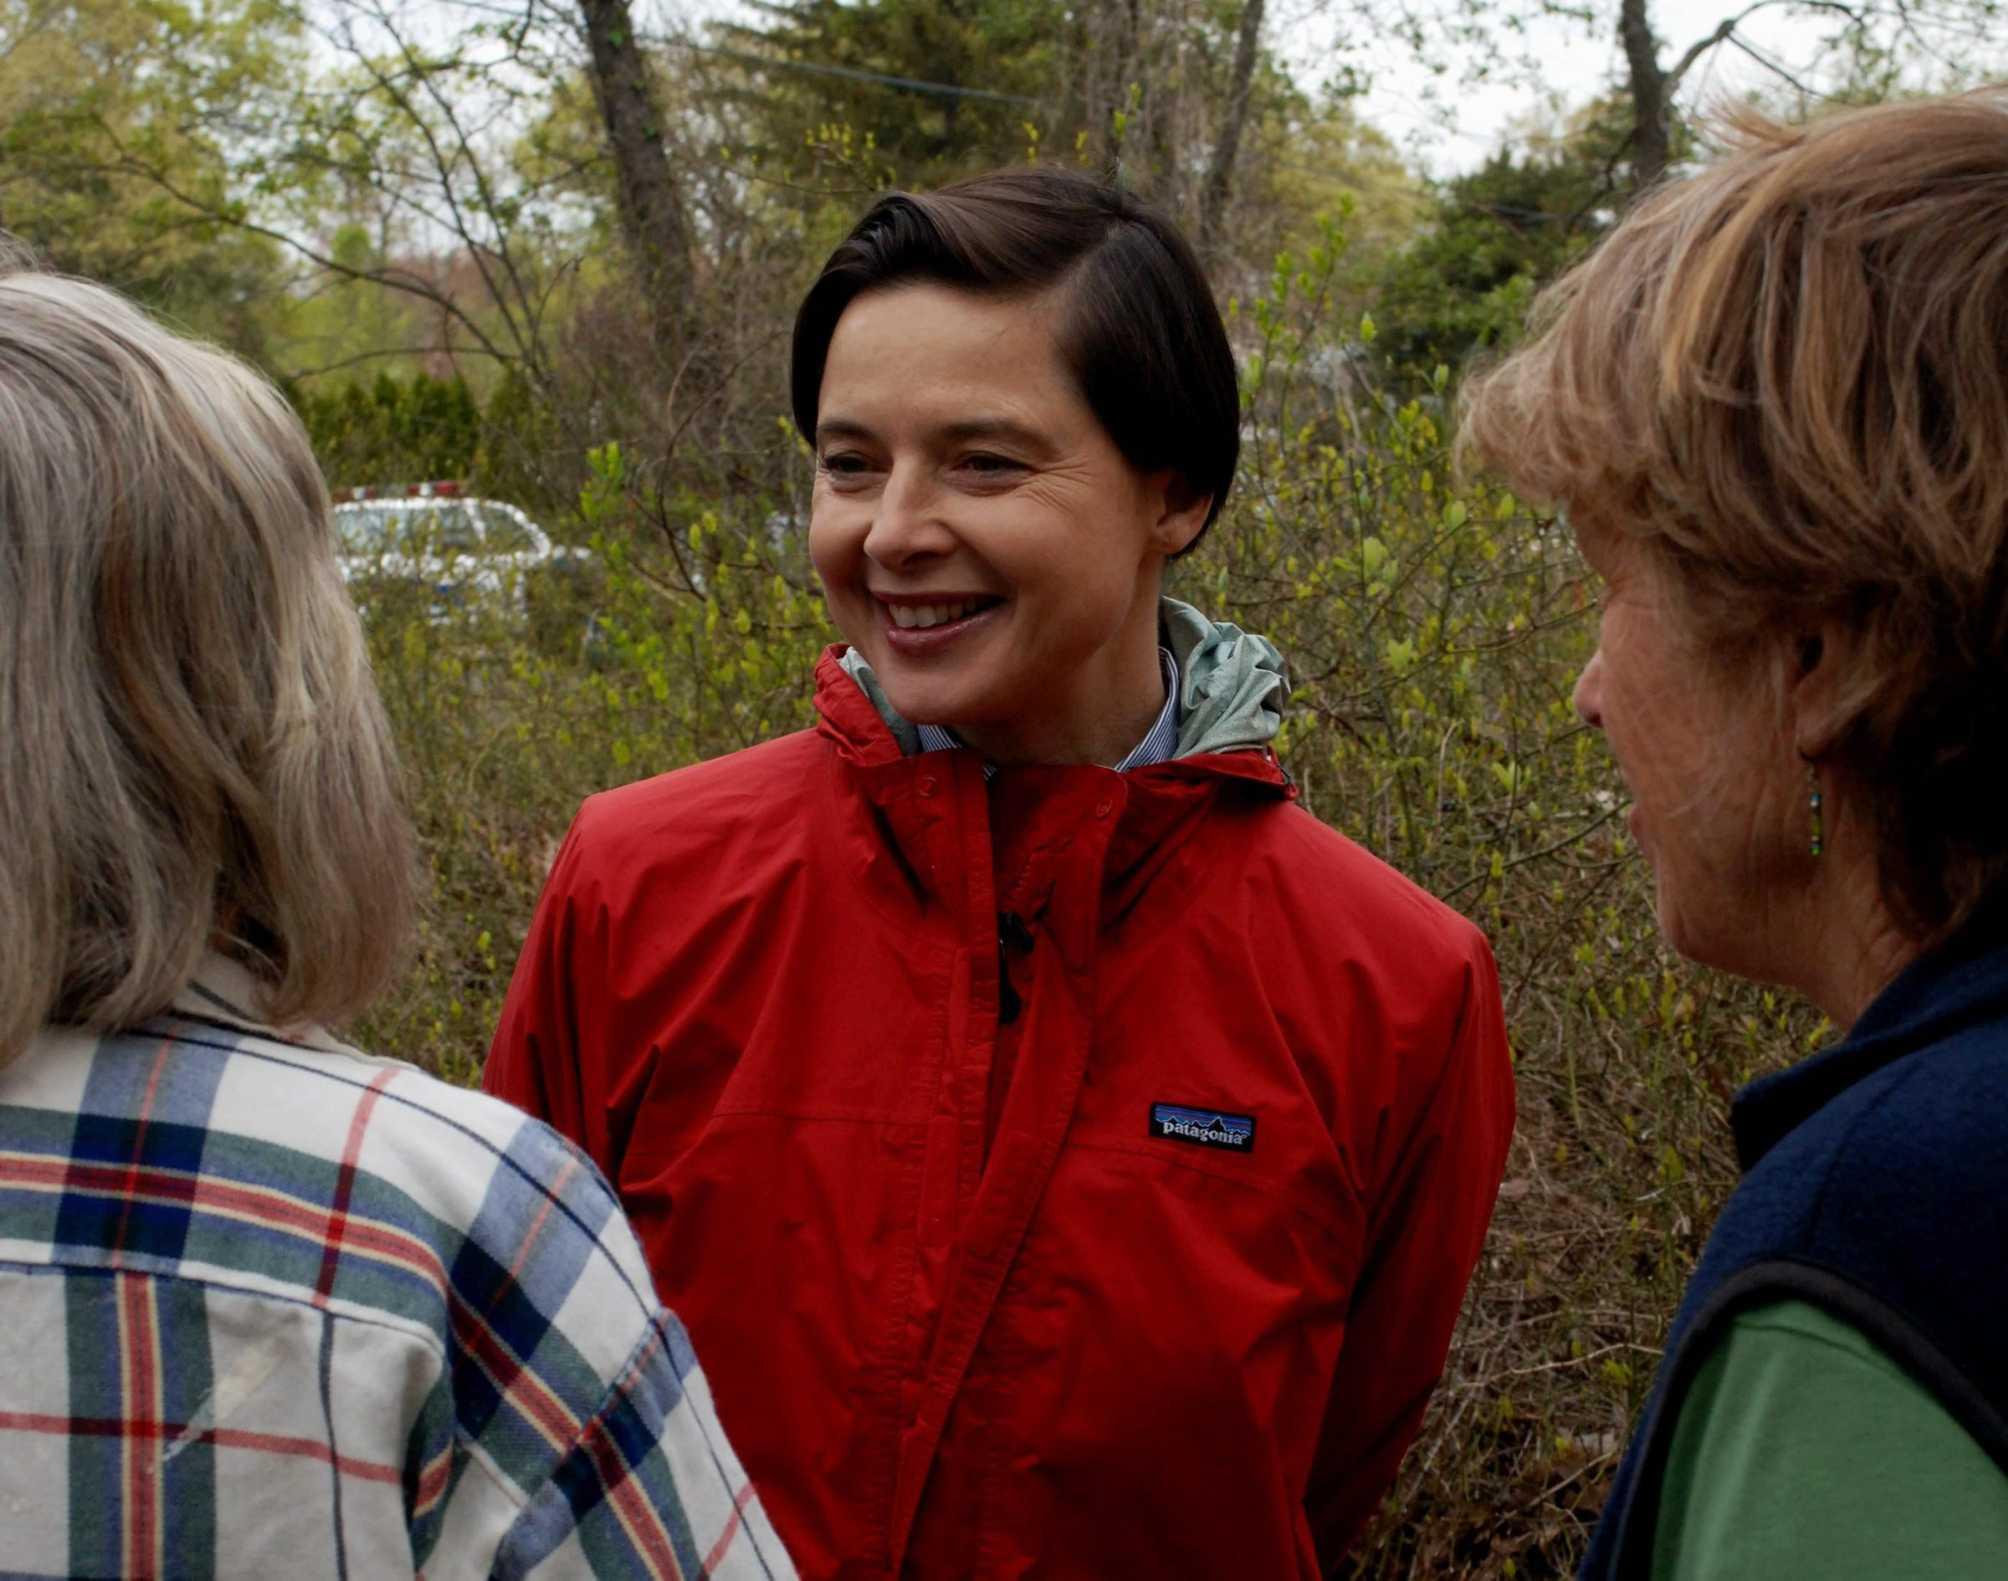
left=0, top=957, right=795, bottom=1581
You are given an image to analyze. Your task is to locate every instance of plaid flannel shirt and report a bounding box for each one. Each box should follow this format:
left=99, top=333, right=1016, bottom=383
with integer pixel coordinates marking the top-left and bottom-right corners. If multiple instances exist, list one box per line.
left=0, top=956, right=796, bottom=1581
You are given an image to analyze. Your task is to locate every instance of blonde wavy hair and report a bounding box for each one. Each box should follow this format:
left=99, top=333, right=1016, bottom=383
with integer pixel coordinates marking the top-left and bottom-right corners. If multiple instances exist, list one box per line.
left=0, top=255, right=415, bottom=1059
left=1460, top=91, right=2008, bottom=939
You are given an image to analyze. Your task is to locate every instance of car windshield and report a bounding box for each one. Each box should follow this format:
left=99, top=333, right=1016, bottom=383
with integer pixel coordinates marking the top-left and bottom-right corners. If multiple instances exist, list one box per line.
left=332, top=504, right=401, bottom=553
left=333, top=501, right=531, bottom=555
left=475, top=504, right=536, bottom=553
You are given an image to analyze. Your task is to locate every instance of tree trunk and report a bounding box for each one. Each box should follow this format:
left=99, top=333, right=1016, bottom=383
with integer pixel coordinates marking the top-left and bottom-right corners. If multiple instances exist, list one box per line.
left=576, top=0, right=696, bottom=376
left=1076, top=0, right=1141, bottom=173
left=1197, top=0, right=1266, bottom=263
left=1619, top=0, right=1671, bottom=195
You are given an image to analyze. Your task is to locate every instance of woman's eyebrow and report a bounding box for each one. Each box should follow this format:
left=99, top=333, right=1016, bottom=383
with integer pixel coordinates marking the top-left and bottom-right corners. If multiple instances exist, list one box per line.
left=814, top=417, right=876, bottom=447
left=935, top=417, right=1058, bottom=454
left=816, top=415, right=1061, bottom=455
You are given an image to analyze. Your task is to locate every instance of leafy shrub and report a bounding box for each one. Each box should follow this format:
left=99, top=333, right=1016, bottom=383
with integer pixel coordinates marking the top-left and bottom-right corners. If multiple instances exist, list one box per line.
left=289, top=371, right=483, bottom=490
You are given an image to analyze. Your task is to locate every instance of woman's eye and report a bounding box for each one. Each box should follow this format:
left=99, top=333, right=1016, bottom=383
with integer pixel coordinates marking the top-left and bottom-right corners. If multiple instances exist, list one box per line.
left=819, top=452, right=871, bottom=478
left=960, top=453, right=1023, bottom=478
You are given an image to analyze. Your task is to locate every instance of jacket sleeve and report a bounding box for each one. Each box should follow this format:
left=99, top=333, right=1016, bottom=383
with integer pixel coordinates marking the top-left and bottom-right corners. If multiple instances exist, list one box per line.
left=1303, top=930, right=1516, bottom=1566
left=484, top=813, right=606, bottom=1163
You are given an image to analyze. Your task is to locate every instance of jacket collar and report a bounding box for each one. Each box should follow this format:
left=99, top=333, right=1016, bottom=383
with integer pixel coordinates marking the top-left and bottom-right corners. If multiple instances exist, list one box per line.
left=829, top=596, right=1287, bottom=766
left=810, top=622, right=1294, bottom=925
left=814, top=647, right=919, bottom=775
left=1731, top=901, right=2008, bottom=1170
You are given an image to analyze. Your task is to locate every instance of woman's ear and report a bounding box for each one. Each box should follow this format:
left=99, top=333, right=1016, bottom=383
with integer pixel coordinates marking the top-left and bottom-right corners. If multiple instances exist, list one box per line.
left=1788, top=617, right=1867, bottom=761
left=1148, top=473, right=1212, bottom=557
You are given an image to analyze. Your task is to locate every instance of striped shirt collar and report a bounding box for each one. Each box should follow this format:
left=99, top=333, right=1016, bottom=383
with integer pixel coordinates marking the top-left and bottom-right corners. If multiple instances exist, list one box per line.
left=169, top=953, right=350, bottom=1054
left=915, top=645, right=1181, bottom=778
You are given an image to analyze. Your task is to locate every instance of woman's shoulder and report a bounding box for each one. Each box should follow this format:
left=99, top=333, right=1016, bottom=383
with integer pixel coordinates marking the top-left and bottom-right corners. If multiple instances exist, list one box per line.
left=171, top=990, right=640, bottom=1251
left=587, top=725, right=828, bottom=815
left=1761, top=994, right=2008, bottom=1189
left=561, top=726, right=831, bottom=871
left=1235, top=797, right=1494, bottom=969
left=1651, top=1298, right=2008, bottom=1581
left=19, top=997, right=657, bottom=1368
left=169, top=1020, right=684, bottom=1537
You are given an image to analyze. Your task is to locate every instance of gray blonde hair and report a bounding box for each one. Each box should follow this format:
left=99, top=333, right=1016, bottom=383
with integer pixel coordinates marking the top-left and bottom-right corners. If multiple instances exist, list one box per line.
left=0, top=262, right=415, bottom=1059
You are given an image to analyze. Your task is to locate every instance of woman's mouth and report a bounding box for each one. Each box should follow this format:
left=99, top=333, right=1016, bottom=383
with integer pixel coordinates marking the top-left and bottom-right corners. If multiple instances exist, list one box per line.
left=877, top=595, right=1004, bottom=653
left=887, top=596, right=995, bottom=629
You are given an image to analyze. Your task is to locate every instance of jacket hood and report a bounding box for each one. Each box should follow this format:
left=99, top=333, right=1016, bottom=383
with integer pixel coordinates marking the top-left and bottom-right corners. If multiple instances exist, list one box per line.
left=832, top=596, right=1286, bottom=763
left=1159, top=597, right=1287, bottom=757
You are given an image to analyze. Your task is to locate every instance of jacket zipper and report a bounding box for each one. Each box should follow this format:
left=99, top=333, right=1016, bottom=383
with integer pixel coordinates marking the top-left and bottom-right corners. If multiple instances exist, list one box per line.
left=997, top=910, right=1032, bottom=1024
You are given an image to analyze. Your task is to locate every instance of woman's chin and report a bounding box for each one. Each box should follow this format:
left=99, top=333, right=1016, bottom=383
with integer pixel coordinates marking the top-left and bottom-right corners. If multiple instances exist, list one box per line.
left=1653, top=890, right=1758, bottom=981
left=1653, top=907, right=1698, bottom=964
left=1649, top=874, right=1707, bottom=966
left=879, top=671, right=994, bottom=733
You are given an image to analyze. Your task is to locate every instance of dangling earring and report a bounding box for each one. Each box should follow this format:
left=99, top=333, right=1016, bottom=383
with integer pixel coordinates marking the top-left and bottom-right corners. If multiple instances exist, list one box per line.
left=1807, top=763, right=1824, bottom=858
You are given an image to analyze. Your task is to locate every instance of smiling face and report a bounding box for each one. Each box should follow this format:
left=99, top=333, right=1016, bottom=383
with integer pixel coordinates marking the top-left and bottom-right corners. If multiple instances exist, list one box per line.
left=1573, top=525, right=1813, bottom=977
left=808, top=282, right=1208, bottom=767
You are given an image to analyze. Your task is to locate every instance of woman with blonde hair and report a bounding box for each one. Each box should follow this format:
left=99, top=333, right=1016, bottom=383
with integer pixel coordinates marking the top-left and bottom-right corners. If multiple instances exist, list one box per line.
left=1462, top=93, right=2008, bottom=1577
left=0, top=253, right=793, bottom=1580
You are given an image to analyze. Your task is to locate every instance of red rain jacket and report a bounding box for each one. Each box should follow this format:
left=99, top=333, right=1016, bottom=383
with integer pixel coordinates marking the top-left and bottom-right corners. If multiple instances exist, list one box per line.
left=486, top=650, right=1515, bottom=1579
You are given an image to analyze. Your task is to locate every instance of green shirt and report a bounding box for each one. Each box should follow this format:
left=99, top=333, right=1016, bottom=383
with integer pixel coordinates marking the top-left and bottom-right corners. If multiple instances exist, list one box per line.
left=1652, top=1299, right=2008, bottom=1579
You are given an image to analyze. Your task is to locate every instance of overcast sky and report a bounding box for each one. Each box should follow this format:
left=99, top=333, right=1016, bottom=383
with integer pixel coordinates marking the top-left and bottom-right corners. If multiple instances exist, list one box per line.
left=1268, top=0, right=1857, bottom=174
left=655, top=0, right=1861, bottom=175
left=414, top=0, right=1972, bottom=180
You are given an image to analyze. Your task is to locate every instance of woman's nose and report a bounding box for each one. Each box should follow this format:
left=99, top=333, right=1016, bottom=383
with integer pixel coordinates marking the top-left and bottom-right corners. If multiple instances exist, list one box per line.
left=1573, top=649, right=1606, bottom=729
left=863, top=465, right=953, bottom=566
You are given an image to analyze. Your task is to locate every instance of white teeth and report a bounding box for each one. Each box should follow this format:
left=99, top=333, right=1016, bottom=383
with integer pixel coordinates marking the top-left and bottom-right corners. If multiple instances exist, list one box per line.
left=889, top=598, right=986, bottom=630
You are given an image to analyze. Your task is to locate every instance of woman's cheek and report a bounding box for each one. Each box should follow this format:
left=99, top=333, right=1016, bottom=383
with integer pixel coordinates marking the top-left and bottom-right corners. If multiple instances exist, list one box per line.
left=807, top=512, right=856, bottom=588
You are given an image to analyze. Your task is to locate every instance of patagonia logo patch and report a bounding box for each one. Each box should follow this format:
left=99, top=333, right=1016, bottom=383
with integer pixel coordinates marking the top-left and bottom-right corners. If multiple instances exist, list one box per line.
left=1149, top=1103, right=1256, bottom=1153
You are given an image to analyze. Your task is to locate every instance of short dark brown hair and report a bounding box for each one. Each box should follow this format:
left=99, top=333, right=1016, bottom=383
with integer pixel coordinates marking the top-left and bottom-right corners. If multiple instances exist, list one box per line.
left=1460, top=91, right=2008, bottom=940
left=792, top=166, right=1240, bottom=543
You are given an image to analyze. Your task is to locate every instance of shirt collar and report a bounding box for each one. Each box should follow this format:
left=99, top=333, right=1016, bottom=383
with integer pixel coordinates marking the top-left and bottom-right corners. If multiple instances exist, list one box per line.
left=915, top=646, right=1181, bottom=778
left=167, top=952, right=348, bottom=1053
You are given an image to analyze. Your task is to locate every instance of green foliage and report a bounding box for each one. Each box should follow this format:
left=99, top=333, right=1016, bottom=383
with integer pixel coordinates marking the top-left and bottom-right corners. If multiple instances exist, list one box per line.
left=1245, top=99, right=1428, bottom=273
left=1367, top=105, right=1632, bottom=375
left=471, top=367, right=573, bottom=520
left=348, top=439, right=830, bottom=1074
left=0, top=0, right=298, bottom=354
left=717, top=0, right=1063, bottom=182
left=290, top=371, right=483, bottom=488
left=263, top=225, right=433, bottom=387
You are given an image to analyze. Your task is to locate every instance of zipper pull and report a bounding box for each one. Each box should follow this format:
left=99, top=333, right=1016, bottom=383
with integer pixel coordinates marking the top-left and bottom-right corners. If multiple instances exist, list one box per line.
left=997, top=911, right=1031, bottom=1025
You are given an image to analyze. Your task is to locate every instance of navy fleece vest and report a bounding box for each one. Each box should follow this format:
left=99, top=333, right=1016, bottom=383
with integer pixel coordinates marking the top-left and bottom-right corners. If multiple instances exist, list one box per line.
left=1582, top=914, right=2008, bottom=1578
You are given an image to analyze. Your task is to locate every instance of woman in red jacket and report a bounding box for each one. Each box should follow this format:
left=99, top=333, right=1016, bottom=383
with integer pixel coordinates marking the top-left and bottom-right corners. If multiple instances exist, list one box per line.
left=486, top=168, right=1515, bottom=1580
